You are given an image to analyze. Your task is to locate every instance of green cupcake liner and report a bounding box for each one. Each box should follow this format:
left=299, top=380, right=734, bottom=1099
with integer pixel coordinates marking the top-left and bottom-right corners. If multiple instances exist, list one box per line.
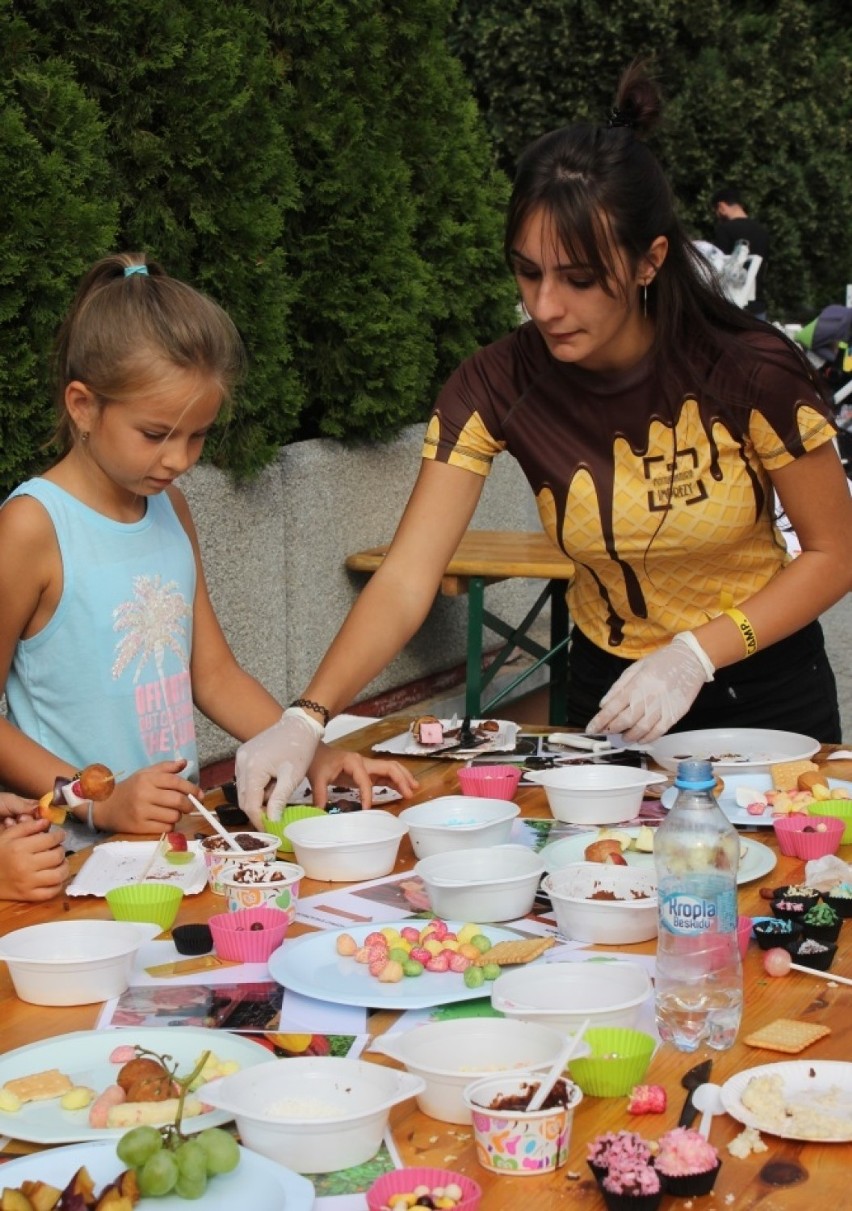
left=262, top=806, right=325, bottom=852
left=105, top=883, right=184, bottom=931
left=567, top=1027, right=655, bottom=1098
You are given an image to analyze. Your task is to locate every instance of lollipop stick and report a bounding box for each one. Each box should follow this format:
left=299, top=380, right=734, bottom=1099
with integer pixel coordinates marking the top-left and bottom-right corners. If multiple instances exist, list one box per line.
left=188, top=793, right=243, bottom=851
left=790, top=962, right=852, bottom=986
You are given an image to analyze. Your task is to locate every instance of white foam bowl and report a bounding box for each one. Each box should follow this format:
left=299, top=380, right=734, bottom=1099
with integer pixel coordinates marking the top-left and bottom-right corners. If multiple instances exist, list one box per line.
left=0, top=920, right=159, bottom=1005
left=284, top=810, right=408, bottom=882
left=525, top=766, right=667, bottom=825
left=542, top=863, right=658, bottom=944
left=414, top=844, right=545, bottom=922
left=200, top=1056, right=424, bottom=1173
left=399, top=795, right=520, bottom=859
left=491, top=959, right=652, bottom=1034
left=369, top=1017, right=578, bottom=1124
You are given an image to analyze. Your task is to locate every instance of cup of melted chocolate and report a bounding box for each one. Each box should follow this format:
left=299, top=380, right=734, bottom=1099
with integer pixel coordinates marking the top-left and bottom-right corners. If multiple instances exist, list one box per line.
left=462, top=1072, right=583, bottom=1176
left=201, top=831, right=281, bottom=896
left=218, top=859, right=305, bottom=917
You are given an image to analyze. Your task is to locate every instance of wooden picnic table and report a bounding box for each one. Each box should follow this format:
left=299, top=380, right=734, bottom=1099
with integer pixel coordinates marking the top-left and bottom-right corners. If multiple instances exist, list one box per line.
left=1, top=719, right=851, bottom=1209
left=346, top=530, right=574, bottom=724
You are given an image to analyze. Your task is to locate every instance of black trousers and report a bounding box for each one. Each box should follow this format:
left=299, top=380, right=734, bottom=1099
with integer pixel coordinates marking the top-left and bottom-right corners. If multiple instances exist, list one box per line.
left=564, top=621, right=841, bottom=743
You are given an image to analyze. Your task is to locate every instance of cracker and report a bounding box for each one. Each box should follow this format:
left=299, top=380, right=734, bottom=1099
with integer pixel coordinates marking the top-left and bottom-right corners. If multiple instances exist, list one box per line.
left=770, top=759, right=818, bottom=791
left=474, top=936, right=555, bottom=966
left=744, top=1018, right=830, bottom=1054
left=4, top=1068, right=74, bottom=1103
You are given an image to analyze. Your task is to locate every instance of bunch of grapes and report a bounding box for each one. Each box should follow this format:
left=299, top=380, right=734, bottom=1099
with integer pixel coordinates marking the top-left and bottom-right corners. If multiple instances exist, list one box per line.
left=117, top=1123, right=239, bottom=1199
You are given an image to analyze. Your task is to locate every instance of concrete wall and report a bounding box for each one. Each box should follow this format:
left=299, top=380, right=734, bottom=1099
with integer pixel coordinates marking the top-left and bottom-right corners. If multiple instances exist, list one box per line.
left=184, top=425, right=542, bottom=764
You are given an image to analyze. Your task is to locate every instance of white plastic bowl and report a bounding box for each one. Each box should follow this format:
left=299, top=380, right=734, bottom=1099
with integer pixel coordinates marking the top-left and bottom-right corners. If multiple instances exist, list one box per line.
left=200, top=1056, right=424, bottom=1173
left=491, top=959, right=652, bottom=1033
left=399, top=795, right=520, bottom=859
left=369, top=1017, right=577, bottom=1124
left=542, top=863, right=658, bottom=944
left=284, top=810, right=408, bottom=882
left=526, top=766, right=667, bottom=825
left=414, top=844, right=545, bottom=922
left=0, top=920, right=159, bottom=1005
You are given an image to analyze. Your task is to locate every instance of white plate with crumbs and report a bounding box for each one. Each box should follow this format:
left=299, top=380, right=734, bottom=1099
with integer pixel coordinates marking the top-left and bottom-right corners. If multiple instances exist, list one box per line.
left=372, top=719, right=519, bottom=759
left=0, top=1141, right=314, bottom=1210
left=67, top=840, right=208, bottom=896
left=648, top=728, right=819, bottom=775
left=721, top=1061, right=852, bottom=1141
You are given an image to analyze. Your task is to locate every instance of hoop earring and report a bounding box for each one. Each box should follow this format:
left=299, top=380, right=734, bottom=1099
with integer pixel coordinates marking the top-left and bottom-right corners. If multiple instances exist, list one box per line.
left=642, top=283, right=648, bottom=318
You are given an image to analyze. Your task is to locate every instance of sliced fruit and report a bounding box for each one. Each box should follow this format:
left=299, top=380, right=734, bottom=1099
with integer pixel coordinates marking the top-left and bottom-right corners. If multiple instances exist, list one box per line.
left=166, top=831, right=188, bottom=852
left=36, top=793, right=67, bottom=826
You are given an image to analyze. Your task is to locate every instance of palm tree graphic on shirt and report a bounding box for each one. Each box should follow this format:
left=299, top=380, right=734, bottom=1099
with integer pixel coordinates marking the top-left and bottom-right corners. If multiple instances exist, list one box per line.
left=112, top=575, right=192, bottom=757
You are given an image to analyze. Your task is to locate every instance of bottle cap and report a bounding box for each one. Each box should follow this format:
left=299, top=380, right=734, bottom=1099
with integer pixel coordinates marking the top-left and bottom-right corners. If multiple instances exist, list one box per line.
left=674, top=759, right=716, bottom=790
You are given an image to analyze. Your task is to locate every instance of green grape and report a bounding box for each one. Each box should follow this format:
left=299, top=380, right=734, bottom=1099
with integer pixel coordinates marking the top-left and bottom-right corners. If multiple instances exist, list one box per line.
left=175, top=1139, right=208, bottom=1181
left=174, top=1170, right=208, bottom=1200
left=117, top=1124, right=163, bottom=1168
left=138, top=1149, right=179, bottom=1197
left=197, top=1127, right=240, bottom=1175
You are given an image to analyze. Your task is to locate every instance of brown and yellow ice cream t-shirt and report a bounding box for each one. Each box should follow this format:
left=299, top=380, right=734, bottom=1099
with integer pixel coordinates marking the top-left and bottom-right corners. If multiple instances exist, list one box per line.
left=423, top=324, right=835, bottom=660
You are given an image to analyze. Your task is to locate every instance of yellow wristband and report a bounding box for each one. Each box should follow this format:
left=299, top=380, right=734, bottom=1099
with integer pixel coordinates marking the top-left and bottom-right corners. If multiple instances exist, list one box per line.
left=723, top=608, right=758, bottom=656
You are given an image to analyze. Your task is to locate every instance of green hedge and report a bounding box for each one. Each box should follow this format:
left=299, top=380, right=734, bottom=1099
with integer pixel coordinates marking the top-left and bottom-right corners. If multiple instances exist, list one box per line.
left=0, top=0, right=516, bottom=494
left=449, top=0, right=852, bottom=319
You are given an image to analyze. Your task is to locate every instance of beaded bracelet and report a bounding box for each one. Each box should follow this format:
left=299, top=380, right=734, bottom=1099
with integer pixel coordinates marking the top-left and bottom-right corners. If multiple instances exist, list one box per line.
left=290, top=697, right=331, bottom=727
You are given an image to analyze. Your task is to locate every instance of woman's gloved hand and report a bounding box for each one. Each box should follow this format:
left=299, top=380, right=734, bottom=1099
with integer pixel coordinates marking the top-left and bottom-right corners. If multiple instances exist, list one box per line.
left=586, top=632, right=715, bottom=743
left=235, top=710, right=322, bottom=827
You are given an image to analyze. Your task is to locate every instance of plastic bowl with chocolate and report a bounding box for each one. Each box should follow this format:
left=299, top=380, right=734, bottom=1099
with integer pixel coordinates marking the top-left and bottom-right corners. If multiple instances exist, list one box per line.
left=541, top=862, right=657, bottom=944
left=201, top=831, right=280, bottom=896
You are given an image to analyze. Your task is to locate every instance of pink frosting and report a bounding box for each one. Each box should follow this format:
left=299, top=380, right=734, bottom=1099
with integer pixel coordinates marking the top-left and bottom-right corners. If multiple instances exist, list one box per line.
left=655, top=1127, right=719, bottom=1176
left=587, top=1130, right=652, bottom=1167
left=603, top=1158, right=661, bottom=1196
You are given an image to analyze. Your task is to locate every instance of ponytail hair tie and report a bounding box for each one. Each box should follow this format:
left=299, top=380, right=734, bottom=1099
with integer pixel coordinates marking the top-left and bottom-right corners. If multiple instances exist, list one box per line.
left=607, top=106, right=637, bottom=130
left=124, top=265, right=148, bottom=277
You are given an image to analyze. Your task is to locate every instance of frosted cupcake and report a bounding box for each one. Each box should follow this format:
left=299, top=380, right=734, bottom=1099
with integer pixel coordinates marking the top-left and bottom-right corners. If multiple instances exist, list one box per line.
left=654, top=1127, right=720, bottom=1196
left=587, top=1131, right=652, bottom=1185
left=601, top=1157, right=663, bottom=1211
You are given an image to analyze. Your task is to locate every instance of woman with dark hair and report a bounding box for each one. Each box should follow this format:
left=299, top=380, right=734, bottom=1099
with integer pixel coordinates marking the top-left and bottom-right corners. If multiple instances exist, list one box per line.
left=235, top=61, right=852, bottom=824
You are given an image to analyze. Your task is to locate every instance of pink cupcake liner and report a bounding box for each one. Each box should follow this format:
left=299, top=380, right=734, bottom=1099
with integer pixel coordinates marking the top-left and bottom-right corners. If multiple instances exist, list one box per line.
left=457, top=764, right=522, bottom=801
left=208, top=905, right=291, bottom=962
left=366, top=1167, right=481, bottom=1211
left=774, top=813, right=844, bottom=860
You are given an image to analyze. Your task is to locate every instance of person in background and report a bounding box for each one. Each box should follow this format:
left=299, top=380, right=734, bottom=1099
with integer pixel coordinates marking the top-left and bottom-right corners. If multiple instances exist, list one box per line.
left=0, top=254, right=415, bottom=847
left=0, top=791, right=68, bottom=901
left=236, top=60, right=852, bottom=824
left=710, top=186, right=770, bottom=319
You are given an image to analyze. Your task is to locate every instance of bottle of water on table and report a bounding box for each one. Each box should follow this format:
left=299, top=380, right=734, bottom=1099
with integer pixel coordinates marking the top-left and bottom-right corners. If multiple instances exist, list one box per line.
left=654, top=759, right=742, bottom=1051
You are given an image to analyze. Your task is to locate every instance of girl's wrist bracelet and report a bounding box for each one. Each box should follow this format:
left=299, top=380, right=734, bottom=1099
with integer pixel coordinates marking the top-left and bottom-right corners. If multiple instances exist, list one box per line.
left=722, top=607, right=758, bottom=657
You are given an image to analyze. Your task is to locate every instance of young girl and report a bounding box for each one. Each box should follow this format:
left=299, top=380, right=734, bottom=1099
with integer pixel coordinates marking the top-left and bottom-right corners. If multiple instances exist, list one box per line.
left=0, top=792, right=69, bottom=901
left=0, top=253, right=415, bottom=844
left=236, top=60, right=852, bottom=821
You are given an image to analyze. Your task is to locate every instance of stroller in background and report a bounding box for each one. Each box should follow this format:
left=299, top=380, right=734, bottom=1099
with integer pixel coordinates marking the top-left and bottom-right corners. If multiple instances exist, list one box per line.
left=794, top=305, right=852, bottom=479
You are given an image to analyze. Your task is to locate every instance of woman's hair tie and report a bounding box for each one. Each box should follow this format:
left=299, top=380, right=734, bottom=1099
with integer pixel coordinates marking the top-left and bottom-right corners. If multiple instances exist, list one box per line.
left=124, top=264, right=149, bottom=277
left=607, top=105, right=637, bottom=130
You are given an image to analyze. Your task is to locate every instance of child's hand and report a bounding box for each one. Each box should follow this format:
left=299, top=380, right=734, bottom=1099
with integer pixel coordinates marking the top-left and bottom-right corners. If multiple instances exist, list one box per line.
left=306, top=745, right=419, bottom=810
left=0, top=791, right=40, bottom=822
left=0, top=818, right=69, bottom=902
left=92, top=760, right=200, bottom=835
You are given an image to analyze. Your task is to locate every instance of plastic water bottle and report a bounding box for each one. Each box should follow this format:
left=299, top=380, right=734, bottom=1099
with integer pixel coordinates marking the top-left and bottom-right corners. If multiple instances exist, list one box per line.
left=654, top=759, right=742, bottom=1051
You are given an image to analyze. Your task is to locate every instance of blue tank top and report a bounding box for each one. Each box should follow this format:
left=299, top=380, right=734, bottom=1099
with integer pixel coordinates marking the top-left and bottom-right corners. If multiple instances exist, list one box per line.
left=5, top=480, right=199, bottom=786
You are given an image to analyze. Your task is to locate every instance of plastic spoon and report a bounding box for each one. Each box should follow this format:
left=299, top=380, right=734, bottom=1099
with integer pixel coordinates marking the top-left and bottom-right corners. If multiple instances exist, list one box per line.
left=188, top=793, right=243, bottom=851
left=693, top=1082, right=724, bottom=1140
left=526, top=1017, right=590, bottom=1112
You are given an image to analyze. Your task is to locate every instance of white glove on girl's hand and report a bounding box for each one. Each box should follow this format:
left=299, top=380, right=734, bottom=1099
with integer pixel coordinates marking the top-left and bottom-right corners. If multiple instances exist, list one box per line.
left=235, top=711, right=322, bottom=827
left=586, top=632, right=715, bottom=744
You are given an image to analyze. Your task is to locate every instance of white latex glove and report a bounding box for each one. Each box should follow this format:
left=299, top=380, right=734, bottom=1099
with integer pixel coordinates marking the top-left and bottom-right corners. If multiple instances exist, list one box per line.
left=235, top=710, right=322, bottom=827
left=586, top=632, right=715, bottom=744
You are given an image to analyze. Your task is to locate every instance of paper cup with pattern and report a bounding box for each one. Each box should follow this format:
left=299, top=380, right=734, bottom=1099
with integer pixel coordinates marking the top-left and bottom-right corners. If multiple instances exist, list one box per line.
left=219, top=860, right=304, bottom=916
left=463, top=1072, right=582, bottom=1176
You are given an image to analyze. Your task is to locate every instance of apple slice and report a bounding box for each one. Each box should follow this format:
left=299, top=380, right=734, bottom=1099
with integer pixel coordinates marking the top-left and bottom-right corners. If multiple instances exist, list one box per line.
left=166, top=832, right=188, bottom=852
